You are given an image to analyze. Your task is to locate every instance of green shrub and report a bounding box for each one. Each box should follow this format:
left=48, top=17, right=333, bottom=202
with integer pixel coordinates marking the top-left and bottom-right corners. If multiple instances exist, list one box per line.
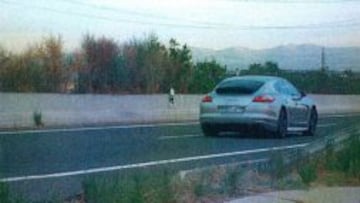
left=269, top=152, right=286, bottom=180
left=223, top=167, right=244, bottom=196
left=0, top=183, right=11, bottom=203
left=299, top=163, right=317, bottom=186
left=83, top=170, right=175, bottom=203
left=193, top=182, right=206, bottom=198
left=348, top=159, right=360, bottom=179
left=324, top=140, right=337, bottom=170
left=33, top=111, right=43, bottom=127
left=335, top=134, right=360, bottom=177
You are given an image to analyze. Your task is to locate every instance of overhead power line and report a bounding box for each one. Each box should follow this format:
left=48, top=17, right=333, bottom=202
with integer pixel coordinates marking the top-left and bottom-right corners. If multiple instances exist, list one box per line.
left=61, top=0, right=205, bottom=25
left=60, top=0, right=360, bottom=29
left=1, top=0, right=360, bottom=30
left=227, top=0, right=360, bottom=3
left=0, top=0, right=215, bottom=29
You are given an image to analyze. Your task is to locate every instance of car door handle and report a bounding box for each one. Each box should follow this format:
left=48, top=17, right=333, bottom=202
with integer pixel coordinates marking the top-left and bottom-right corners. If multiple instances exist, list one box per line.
left=291, top=96, right=301, bottom=101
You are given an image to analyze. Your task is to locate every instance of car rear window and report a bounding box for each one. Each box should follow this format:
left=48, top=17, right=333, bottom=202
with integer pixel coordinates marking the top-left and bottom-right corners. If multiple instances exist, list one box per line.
left=216, top=79, right=265, bottom=95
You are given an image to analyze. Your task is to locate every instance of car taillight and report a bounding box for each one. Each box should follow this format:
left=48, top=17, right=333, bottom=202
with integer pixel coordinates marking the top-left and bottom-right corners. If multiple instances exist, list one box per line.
left=202, top=95, right=213, bottom=103
left=253, top=95, right=275, bottom=103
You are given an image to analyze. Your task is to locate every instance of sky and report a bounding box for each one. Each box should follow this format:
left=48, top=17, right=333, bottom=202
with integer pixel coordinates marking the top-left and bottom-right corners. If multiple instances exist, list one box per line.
left=1, top=0, right=360, bottom=52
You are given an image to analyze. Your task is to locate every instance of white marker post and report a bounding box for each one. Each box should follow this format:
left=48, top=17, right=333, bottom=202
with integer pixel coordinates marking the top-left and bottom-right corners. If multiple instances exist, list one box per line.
left=169, top=87, right=175, bottom=107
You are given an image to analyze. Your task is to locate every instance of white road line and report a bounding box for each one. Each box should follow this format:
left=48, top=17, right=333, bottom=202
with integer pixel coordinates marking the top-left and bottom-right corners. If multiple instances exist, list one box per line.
left=0, top=122, right=200, bottom=135
left=317, top=123, right=337, bottom=128
left=320, top=113, right=360, bottom=118
left=0, top=143, right=308, bottom=183
left=158, top=134, right=202, bottom=140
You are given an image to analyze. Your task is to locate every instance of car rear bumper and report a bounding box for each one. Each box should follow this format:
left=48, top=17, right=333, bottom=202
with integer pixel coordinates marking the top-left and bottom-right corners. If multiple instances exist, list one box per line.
left=200, top=113, right=278, bottom=132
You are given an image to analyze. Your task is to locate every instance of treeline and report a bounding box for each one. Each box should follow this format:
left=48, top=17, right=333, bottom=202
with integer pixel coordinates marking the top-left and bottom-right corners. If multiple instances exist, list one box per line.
left=1, top=35, right=360, bottom=94
left=238, top=61, right=360, bottom=94
left=0, top=34, right=226, bottom=94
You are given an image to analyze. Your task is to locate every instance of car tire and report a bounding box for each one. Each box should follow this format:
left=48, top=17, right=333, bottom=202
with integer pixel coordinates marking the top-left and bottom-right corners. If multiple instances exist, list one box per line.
left=275, top=109, right=287, bottom=138
left=201, top=124, right=218, bottom=137
left=303, top=108, right=318, bottom=136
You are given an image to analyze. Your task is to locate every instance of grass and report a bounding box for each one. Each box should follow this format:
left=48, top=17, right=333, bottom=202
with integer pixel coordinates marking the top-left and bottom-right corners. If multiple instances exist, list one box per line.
left=297, top=132, right=360, bottom=186
left=83, top=169, right=176, bottom=203
left=83, top=165, right=253, bottom=203
left=0, top=182, right=11, bottom=203
left=0, top=182, right=26, bottom=203
left=269, top=151, right=286, bottom=181
left=298, top=162, right=318, bottom=186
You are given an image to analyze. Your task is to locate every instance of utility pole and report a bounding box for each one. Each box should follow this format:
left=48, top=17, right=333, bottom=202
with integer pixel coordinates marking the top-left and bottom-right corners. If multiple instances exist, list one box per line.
left=235, top=68, right=240, bottom=76
left=321, top=47, right=328, bottom=72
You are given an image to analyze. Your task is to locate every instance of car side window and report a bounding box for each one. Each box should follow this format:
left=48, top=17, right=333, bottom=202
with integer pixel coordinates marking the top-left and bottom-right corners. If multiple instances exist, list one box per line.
left=275, top=80, right=300, bottom=96
left=275, top=81, right=289, bottom=95
left=285, top=81, right=301, bottom=96
left=275, top=81, right=283, bottom=94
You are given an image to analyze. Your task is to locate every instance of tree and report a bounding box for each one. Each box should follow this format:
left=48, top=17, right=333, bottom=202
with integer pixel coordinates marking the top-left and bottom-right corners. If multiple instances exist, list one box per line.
left=42, top=35, right=64, bottom=92
left=0, top=36, right=65, bottom=92
left=142, top=34, right=168, bottom=93
left=168, top=38, right=193, bottom=93
left=78, top=35, right=123, bottom=93
left=189, top=60, right=227, bottom=93
left=63, top=51, right=83, bottom=93
left=122, top=34, right=169, bottom=93
left=0, top=47, right=10, bottom=90
left=244, top=61, right=280, bottom=75
left=264, top=61, right=280, bottom=75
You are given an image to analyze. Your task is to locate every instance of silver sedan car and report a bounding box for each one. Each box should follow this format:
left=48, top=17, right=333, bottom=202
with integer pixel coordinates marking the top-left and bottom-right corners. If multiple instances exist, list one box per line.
left=200, top=76, right=317, bottom=138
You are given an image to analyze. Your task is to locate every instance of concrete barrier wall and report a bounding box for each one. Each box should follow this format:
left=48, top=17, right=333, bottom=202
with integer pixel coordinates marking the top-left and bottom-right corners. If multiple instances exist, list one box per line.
left=0, top=93, right=359, bottom=129
left=309, top=95, right=360, bottom=114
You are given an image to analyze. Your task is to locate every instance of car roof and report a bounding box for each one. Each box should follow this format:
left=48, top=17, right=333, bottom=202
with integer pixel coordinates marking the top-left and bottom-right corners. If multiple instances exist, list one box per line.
left=223, top=75, right=283, bottom=83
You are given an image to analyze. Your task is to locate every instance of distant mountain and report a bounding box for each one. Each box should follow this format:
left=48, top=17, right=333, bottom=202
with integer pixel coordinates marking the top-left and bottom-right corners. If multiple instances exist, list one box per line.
left=191, top=44, right=360, bottom=71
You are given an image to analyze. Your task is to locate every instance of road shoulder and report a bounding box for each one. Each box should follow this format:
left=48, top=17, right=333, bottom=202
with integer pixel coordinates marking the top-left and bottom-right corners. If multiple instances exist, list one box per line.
left=227, top=187, right=360, bottom=203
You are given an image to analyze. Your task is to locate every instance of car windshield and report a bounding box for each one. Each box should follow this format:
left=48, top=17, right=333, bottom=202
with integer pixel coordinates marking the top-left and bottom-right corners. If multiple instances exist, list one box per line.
left=216, top=79, right=265, bottom=95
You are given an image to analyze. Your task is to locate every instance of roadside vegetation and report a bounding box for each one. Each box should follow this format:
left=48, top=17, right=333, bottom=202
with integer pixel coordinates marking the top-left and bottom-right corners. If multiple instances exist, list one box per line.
left=240, top=62, right=360, bottom=94
left=298, top=132, right=360, bottom=187
left=1, top=34, right=360, bottom=94
left=83, top=170, right=176, bottom=203
left=0, top=182, right=26, bottom=203
left=0, top=182, right=11, bottom=203
left=0, top=34, right=226, bottom=94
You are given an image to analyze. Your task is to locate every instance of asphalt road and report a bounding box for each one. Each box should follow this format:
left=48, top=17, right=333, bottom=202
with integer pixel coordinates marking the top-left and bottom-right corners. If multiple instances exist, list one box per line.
left=0, top=114, right=359, bottom=201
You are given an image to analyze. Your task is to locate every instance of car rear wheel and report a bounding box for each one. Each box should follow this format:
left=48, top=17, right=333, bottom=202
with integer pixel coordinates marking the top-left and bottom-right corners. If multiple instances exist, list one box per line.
left=201, top=124, right=218, bottom=137
left=304, top=108, right=317, bottom=136
left=275, top=109, right=287, bottom=138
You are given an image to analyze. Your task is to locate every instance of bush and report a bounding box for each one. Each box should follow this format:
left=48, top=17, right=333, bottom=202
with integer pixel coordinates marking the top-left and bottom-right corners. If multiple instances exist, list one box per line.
left=299, top=163, right=318, bottom=186
left=269, top=152, right=286, bottom=180
left=223, top=168, right=243, bottom=196
left=335, top=134, right=360, bottom=178
left=0, top=183, right=10, bottom=203
left=83, top=170, right=175, bottom=203
left=324, top=140, right=337, bottom=170
left=33, top=110, right=43, bottom=127
left=348, top=159, right=360, bottom=179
